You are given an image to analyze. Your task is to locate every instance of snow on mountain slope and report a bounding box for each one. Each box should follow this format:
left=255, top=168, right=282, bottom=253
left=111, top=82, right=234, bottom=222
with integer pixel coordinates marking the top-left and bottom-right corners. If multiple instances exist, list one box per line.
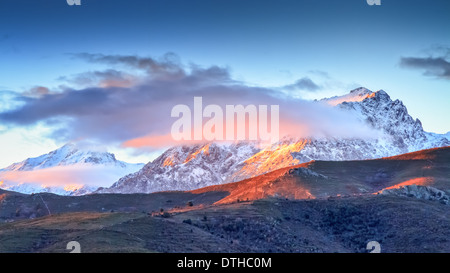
left=99, top=87, right=450, bottom=194
left=230, top=136, right=397, bottom=183
left=3, top=143, right=129, bottom=171
left=331, top=88, right=448, bottom=151
left=96, top=142, right=259, bottom=194
left=321, top=87, right=376, bottom=106
left=0, top=143, right=144, bottom=195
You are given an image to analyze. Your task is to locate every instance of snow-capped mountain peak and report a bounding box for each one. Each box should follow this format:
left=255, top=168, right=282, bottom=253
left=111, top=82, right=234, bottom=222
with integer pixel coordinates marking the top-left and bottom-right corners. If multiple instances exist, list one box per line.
left=0, top=143, right=144, bottom=195
left=3, top=143, right=129, bottom=172
left=322, top=87, right=376, bottom=106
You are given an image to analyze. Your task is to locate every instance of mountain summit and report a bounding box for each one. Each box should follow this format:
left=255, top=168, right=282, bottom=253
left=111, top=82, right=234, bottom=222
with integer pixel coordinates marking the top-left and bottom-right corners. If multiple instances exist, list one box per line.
left=334, top=88, right=447, bottom=151
left=321, top=87, right=375, bottom=106
left=3, top=143, right=128, bottom=171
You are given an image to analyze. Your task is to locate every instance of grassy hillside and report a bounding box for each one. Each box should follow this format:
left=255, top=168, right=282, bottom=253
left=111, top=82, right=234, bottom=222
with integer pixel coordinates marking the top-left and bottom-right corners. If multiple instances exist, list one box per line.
left=0, top=195, right=448, bottom=253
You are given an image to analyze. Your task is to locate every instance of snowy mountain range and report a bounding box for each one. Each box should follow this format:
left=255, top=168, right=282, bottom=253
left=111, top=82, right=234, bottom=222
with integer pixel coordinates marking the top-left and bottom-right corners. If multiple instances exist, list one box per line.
left=0, top=143, right=143, bottom=195
left=2, top=87, right=448, bottom=196
left=97, top=87, right=450, bottom=194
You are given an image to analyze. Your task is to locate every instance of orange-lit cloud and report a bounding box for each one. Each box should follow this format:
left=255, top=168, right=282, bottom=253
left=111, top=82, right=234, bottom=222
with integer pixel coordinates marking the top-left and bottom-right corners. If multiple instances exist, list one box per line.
left=0, top=165, right=142, bottom=193
left=120, top=101, right=380, bottom=150
left=123, top=133, right=181, bottom=148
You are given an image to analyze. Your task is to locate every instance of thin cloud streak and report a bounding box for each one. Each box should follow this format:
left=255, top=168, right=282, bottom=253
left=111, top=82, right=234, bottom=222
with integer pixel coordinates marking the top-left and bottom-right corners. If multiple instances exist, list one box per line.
left=400, top=47, right=450, bottom=80
left=283, top=77, right=321, bottom=92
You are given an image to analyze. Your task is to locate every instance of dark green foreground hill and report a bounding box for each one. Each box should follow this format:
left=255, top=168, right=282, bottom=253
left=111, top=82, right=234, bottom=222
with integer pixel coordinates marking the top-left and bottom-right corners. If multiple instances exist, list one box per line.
left=0, top=195, right=448, bottom=253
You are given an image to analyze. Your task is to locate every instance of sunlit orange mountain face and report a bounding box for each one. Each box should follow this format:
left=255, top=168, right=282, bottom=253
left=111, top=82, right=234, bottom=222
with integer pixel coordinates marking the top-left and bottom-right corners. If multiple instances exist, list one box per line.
left=192, top=146, right=450, bottom=205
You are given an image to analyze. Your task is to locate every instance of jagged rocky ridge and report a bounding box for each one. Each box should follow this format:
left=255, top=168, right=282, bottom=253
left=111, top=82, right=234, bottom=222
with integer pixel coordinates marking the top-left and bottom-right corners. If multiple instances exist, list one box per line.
left=96, top=142, right=259, bottom=193
left=97, top=87, right=450, bottom=194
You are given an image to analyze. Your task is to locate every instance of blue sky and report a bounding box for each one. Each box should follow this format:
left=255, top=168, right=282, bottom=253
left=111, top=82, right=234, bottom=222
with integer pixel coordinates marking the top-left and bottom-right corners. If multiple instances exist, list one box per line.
left=0, top=0, right=449, bottom=166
